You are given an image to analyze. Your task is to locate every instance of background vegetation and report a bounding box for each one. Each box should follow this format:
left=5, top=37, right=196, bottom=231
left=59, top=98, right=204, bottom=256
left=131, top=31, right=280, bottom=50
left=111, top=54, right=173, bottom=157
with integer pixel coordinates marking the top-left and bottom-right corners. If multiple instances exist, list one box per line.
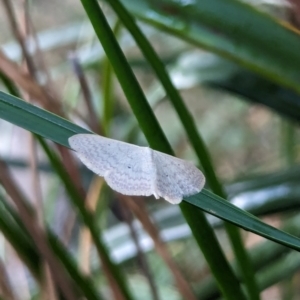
left=0, top=0, right=300, bottom=299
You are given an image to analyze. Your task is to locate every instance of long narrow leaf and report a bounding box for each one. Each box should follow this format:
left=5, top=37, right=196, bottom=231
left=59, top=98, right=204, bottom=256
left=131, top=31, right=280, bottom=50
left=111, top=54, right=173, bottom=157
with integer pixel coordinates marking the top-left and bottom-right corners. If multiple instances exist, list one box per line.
left=0, top=194, right=41, bottom=279
left=0, top=91, right=90, bottom=147
left=1, top=93, right=300, bottom=252
left=104, top=1, right=259, bottom=298
left=120, top=0, right=300, bottom=94
left=78, top=0, right=246, bottom=298
left=187, top=190, right=300, bottom=251
left=1, top=193, right=103, bottom=300
left=38, top=136, right=134, bottom=300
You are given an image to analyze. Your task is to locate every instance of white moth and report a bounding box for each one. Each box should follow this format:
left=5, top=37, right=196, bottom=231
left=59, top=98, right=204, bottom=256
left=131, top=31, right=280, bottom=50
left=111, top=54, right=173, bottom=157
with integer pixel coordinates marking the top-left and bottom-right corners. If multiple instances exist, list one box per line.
left=68, top=134, right=205, bottom=204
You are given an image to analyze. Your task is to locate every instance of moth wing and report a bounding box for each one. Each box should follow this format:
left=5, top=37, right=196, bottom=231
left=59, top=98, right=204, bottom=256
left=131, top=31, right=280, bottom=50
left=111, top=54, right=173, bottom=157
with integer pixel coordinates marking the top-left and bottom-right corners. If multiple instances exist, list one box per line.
left=153, top=151, right=205, bottom=204
left=69, top=134, right=155, bottom=196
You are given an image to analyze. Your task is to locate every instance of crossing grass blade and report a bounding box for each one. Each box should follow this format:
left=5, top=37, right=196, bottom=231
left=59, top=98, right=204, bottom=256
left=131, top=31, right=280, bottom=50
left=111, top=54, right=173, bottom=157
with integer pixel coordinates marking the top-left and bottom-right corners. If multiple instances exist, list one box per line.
left=0, top=91, right=300, bottom=251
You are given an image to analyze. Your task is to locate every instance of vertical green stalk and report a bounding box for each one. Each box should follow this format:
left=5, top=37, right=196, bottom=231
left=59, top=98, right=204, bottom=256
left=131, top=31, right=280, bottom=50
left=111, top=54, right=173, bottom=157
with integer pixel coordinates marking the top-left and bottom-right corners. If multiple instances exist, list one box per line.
left=102, top=58, right=113, bottom=135
left=100, top=1, right=260, bottom=299
left=1, top=193, right=103, bottom=300
left=80, top=1, right=170, bottom=152
left=38, top=137, right=134, bottom=300
left=78, top=0, right=246, bottom=298
left=102, top=21, right=121, bottom=135
left=0, top=71, right=21, bottom=97
left=0, top=194, right=41, bottom=279
left=47, top=232, right=104, bottom=300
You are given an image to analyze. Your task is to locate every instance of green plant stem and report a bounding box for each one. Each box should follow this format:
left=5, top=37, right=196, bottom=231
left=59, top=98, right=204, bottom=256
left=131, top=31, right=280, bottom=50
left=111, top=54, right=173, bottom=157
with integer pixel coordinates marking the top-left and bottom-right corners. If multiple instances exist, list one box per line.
left=0, top=71, right=21, bottom=97
left=102, top=20, right=121, bottom=135
left=101, top=3, right=259, bottom=298
left=47, top=232, right=104, bottom=300
left=1, top=93, right=300, bottom=251
left=79, top=0, right=246, bottom=298
left=102, top=57, right=113, bottom=135
left=38, top=137, right=134, bottom=300
left=0, top=193, right=103, bottom=300
left=120, top=0, right=300, bottom=95
left=80, top=0, right=170, bottom=152
left=105, top=1, right=260, bottom=298
left=0, top=194, right=41, bottom=279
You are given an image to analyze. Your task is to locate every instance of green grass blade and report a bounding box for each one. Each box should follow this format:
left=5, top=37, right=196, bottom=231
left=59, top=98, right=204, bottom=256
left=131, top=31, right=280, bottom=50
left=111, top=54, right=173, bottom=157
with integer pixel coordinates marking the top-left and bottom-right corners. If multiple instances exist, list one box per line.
left=0, top=91, right=90, bottom=147
left=0, top=71, right=21, bottom=98
left=103, top=0, right=224, bottom=194
left=197, top=213, right=300, bottom=299
left=187, top=189, right=300, bottom=251
left=0, top=83, right=131, bottom=299
left=120, top=0, right=300, bottom=94
left=102, top=57, right=114, bottom=136
left=106, top=0, right=261, bottom=298
left=0, top=192, right=103, bottom=300
left=104, top=0, right=259, bottom=298
left=80, top=0, right=171, bottom=153
left=0, top=194, right=41, bottom=279
left=37, top=136, right=134, bottom=300
left=102, top=20, right=121, bottom=136
left=207, top=70, right=300, bottom=123
left=79, top=0, right=246, bottom=298
left=1, top=92, right=300, bottom=251
left=47, top=232, right=104, bottom=300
